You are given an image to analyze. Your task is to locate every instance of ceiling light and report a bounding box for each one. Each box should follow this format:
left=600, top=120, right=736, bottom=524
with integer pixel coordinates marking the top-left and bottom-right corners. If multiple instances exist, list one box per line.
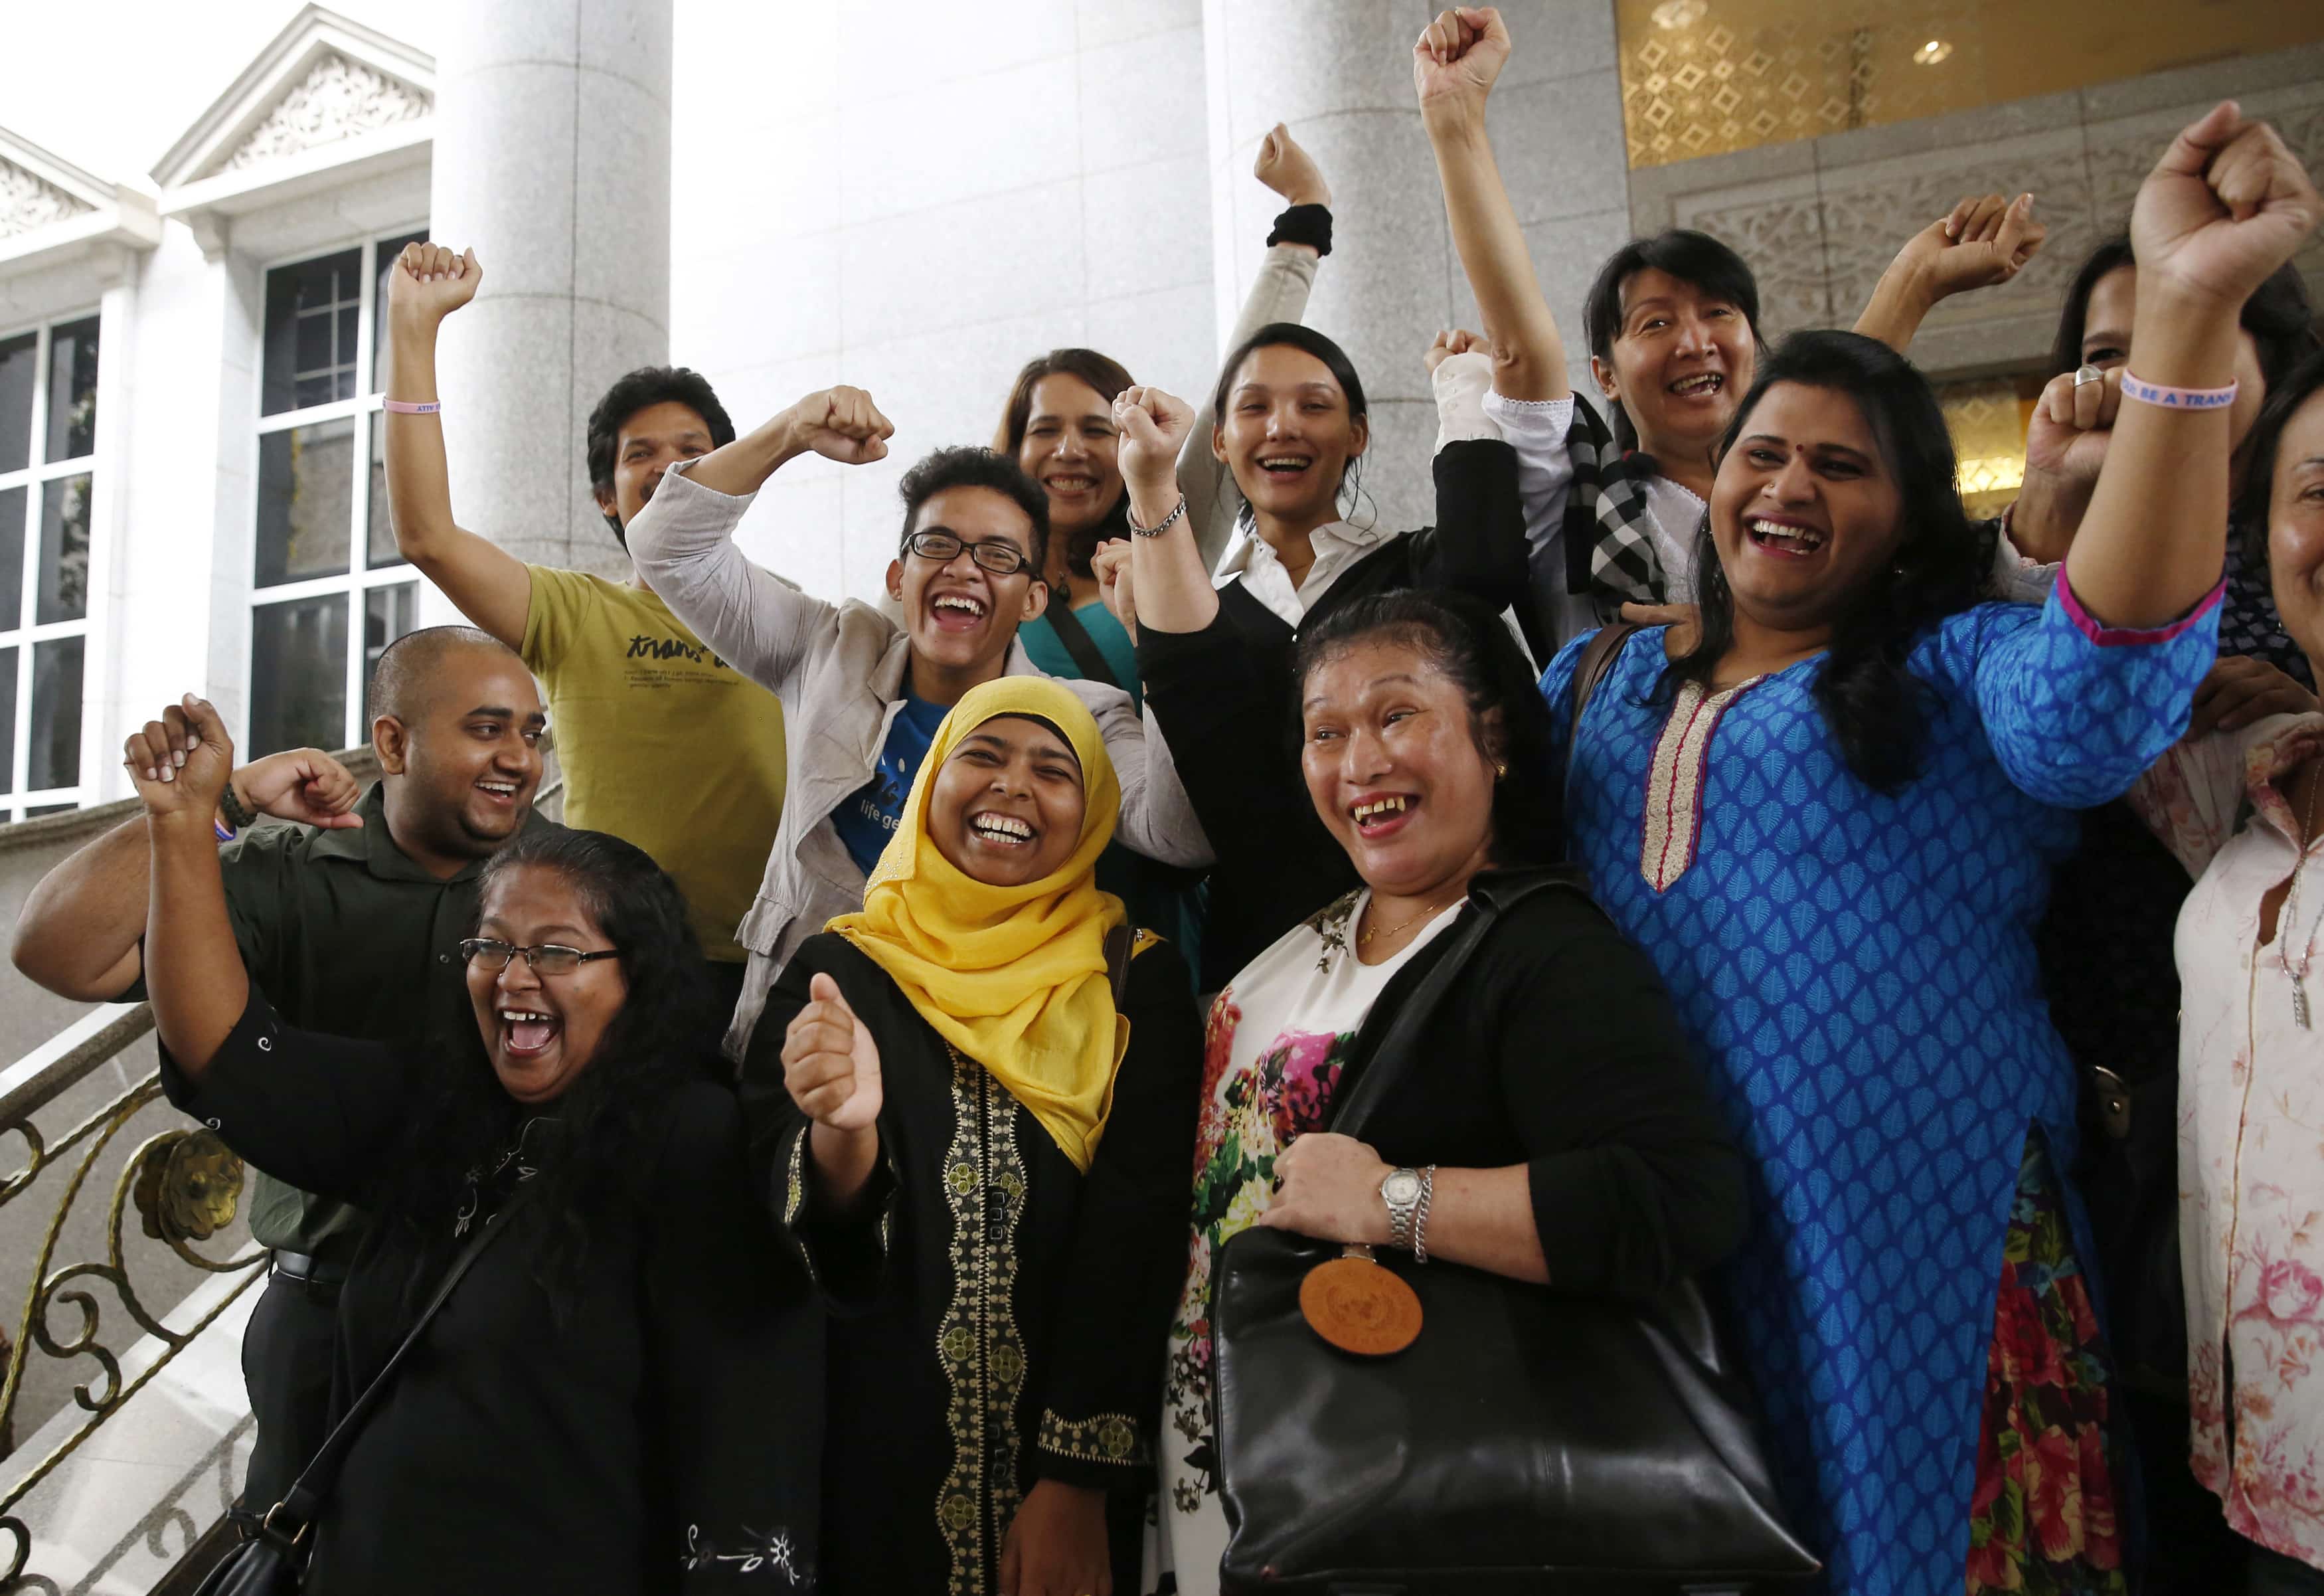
left=1913, top=38, right=1953, bottom=65
left=1652, top=0, right=1707, bottom=30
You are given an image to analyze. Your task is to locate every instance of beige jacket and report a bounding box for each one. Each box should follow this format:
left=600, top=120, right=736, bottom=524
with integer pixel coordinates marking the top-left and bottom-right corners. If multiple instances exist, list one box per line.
left=626, top=461, right=1213, bottom=1061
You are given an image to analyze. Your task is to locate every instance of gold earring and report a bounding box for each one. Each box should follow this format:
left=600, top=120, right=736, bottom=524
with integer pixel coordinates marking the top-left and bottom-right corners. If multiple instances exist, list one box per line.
left=1495, top=763, right=1508, bottom=780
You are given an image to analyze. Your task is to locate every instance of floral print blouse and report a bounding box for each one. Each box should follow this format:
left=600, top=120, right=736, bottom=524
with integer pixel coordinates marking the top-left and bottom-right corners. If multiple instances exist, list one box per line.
left=2132, top=709, right=2324, bottom=1569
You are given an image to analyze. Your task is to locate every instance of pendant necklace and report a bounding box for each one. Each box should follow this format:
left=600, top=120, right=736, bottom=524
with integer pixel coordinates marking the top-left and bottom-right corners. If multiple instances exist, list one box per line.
left=2280, top=762, right=2323, bottom=1030
left=1358, top=891, right=1463, bottom=948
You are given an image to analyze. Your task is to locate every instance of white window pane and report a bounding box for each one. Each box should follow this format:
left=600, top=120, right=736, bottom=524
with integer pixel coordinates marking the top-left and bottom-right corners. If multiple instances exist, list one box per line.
left=36, top=474, right=90, bottom=625
left=249, top=594, right=349, bottom=757
left=44, top=316, right=98, bottom=462
left=0, top=333, right=33, bottom=476
left=28, top=635, right=81, bottom=791
left=256, top=420, right=355, bottom=586
left=262, top=248, right=362, bottom=416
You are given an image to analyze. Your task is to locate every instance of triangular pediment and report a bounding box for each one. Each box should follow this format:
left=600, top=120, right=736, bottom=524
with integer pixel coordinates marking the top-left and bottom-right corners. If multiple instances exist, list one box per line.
left=152, top=5, right=434, bottom=191
left=0, top=130, right=111, bottom=241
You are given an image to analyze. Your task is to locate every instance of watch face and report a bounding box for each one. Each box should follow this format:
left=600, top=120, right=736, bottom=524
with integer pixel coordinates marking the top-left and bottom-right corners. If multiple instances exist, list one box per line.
left=1382, top=1170, right=1422, bottom=1205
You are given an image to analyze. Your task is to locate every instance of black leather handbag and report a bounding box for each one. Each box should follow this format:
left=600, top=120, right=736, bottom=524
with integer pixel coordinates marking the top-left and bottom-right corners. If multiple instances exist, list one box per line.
left=191, top=1190, right=532, bottom=1595
left=1208, top=871, right=1820, bottom=1593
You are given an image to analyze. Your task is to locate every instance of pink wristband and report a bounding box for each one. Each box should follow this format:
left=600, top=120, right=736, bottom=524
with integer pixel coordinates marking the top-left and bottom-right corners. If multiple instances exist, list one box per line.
left=2117, top=372, right=2237, bottom=411
left=382, top=399, right=441, bottom=414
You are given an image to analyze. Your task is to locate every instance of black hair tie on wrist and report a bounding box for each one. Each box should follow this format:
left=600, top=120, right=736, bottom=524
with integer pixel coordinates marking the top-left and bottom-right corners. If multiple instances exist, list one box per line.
left=1267, top=203, right=1333, bottom=257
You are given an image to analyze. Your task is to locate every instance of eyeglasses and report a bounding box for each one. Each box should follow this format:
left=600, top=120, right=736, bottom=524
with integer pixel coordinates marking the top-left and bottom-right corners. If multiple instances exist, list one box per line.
left=901, top=529, right=1033, bottom=577
left=458, top=938, right=622, bottom=976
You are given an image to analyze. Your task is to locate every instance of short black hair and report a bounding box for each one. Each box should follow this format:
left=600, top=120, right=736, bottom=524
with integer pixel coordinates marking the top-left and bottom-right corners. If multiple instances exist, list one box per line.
left=2049, top=234, right=2320, bottom=397
left=895, top=446, right=1051, bottom=577
left=369, top=625, right=520, bottom=727
left=1582, top=230, right=1763, bottom=452
left=584, top=367, right=736, bottom=545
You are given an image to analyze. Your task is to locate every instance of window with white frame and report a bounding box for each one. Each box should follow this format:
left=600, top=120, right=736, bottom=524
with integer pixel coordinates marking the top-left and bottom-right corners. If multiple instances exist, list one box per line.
left=247, top=227, right=429, bottom=757
left=0, top=314, right=100, bottom=822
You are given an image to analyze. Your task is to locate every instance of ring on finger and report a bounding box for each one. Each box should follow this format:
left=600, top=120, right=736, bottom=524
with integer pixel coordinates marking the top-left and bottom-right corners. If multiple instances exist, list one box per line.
left=2073, top=363, right=2104, bottom=389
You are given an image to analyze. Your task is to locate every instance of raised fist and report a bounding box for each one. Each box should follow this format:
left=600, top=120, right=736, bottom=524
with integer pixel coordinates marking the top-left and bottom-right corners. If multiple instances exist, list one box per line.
left=386, top=242, right=481, bottom=331
left=1425, top=329, right=1485, bottom=375
left=1414, top=7, right=1511, bottom=120
left=1254, top=122, right=1330, bottom=210
left=1091, top=538, right=1137, bottom=640
left=2133, top=102, right=2323, bottom=311
left=784, top=387, right=894, bottom=467
left=2024, top=365, right=2119, bottom=488
left=782, top=972, right=884, bottom=1131
left=1897, top=193, right=2046, bottom=303
left=1110, top=385, right=1195, bottom=498
left=124, top=696, right=235, bottom=823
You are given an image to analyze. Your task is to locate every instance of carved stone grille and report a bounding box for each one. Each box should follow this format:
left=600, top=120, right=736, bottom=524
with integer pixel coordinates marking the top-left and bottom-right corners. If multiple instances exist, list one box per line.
left=222, top=52, right=431, bottom=174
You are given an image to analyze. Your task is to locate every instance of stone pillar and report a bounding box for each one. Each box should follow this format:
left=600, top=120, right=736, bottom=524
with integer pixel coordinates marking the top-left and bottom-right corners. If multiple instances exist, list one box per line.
left=1202, top=0, right=1631, bottom=533
left=427, top=0, right=673, bottom=588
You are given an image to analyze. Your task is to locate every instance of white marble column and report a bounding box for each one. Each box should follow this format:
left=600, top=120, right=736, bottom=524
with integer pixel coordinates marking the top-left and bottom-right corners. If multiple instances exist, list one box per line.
left=428, top=0, right=673, bottom=585
left=1203, top=0, right=1629, bottom=533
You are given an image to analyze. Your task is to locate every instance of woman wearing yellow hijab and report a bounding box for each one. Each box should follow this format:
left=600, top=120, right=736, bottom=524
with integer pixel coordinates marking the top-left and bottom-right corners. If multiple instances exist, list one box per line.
left=743, top=677, right=1203, bottom=1596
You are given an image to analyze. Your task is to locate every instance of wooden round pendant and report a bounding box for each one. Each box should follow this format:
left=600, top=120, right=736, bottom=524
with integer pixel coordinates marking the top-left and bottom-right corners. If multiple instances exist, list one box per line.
left=1299, top=1255, right=1422, bottom=1356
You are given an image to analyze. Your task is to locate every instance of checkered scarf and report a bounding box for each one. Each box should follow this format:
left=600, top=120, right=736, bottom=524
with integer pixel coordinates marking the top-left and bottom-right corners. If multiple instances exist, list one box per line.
left=1562, top=397, right=1671, bottom=613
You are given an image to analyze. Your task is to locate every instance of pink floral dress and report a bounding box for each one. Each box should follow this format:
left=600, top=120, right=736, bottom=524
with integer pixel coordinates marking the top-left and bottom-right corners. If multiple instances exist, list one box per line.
left=2133, top=710, right=2324, bottom=1571
left=1153, top=889, right=1461, bottom=1596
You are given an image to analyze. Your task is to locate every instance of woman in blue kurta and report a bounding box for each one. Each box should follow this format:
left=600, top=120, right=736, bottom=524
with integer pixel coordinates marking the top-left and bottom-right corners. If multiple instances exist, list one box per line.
left=1541, top=104, right=2320, bottom=1596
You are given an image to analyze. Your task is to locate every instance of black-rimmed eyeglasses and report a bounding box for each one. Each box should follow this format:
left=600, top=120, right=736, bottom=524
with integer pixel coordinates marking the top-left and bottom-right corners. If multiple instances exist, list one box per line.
left=901, top=530, right=1033, bottom=577
left=459, top=938, right=622, bottom=976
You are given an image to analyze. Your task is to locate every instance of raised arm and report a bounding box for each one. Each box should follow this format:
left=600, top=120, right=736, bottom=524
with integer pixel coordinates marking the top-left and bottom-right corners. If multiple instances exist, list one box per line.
left=382, top=244, right=532, bottom=647
left=1853, top=193, right=2044, bottom=354
left=128, top=697, right=251, bottom=1079
left=625, top=387, right=892, bottom=693
left=2067, top=104, right=2322, bottom=628
left=1185, top=124, right=1331, bottom=573
left=1112, top=385, right=1216, bottom=635
left=12, top=733, right=360, bottom=1002
left=1415, top=7, right=1569, bottom=402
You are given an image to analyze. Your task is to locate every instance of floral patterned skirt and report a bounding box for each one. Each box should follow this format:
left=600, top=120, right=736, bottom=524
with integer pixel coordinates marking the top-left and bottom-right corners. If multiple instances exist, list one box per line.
left=1965, top=1134, right=2130, bottom=1595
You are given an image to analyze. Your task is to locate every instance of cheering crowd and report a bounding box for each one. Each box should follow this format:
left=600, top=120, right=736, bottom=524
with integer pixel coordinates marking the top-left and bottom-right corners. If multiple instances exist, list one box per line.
left=12, top=9, right=2323, bottom=1595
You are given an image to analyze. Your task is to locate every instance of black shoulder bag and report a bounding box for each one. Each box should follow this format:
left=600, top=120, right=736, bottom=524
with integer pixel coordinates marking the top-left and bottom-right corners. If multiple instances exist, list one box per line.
left=193, top=1189, right=537, bottom=1596
left=1208, top=869, right=1819, bottom=1593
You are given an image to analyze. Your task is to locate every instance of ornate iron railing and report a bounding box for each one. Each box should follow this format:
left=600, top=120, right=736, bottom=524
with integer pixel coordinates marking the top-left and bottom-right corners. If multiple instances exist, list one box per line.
left=0, top=1002, right=266, bottom=1586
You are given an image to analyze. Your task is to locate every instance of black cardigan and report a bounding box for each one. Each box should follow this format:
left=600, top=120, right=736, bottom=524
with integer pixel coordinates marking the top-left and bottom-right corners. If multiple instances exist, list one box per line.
left=1139, top=436, right=1528, bottom=988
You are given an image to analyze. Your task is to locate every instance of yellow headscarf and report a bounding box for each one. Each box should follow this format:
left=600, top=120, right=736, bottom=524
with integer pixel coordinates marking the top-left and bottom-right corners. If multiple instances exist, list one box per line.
left=826, top=677, right=1129, bottom=1172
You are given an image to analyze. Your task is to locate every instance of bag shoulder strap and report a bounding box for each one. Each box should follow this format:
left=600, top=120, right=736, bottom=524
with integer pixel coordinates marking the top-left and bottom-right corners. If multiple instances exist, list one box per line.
left=1042, top=598, right=1121, bottom=689
left=262, top=1182, right=538, bottom=1539
left=1571, top=620, right=1641, bottom=729
left=1327, top=870, right=1589, bottom=1140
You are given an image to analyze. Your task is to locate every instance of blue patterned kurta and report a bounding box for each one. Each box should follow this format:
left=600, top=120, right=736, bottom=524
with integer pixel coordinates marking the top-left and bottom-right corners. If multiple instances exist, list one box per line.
left=1541, top=584, right=2220, bottom=1595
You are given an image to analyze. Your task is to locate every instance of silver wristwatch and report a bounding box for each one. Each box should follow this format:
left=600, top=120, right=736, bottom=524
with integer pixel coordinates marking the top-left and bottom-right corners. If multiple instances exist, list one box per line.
left=1380, top=1166, right=1426, bottom=1252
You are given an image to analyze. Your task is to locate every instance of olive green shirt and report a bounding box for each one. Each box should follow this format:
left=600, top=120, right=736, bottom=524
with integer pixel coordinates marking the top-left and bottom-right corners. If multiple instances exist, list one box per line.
left=135, top=782, right=557, bottom=1257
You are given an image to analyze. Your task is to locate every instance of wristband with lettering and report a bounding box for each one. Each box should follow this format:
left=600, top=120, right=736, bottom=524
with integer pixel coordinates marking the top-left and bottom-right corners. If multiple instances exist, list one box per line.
left=2118, top=372, right=2237, bottom=412
left=382, top=399, right=442, bottom=414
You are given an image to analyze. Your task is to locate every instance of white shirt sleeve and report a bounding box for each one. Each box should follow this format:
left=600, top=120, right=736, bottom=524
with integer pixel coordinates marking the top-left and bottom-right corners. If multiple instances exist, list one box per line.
left=1431, top=351, right=1501, bottom=450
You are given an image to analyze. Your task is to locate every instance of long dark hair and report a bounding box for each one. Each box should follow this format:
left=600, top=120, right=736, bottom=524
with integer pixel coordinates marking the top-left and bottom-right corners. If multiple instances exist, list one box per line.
left=2050, top=234, right=2319, bottom=395
left=2235, top=345, right=2324, bottom=567
left=995, top=348, right=1137, bottom=579
left=1581, top=230, right=1764, bottom=453
left=1210, top=322, right=1371, bottom=523
left=1663, top=330, right=1993, bottom=793
left=376, top=828, right=722, bottom=1320
left=1291, top=588, right=1562, bottom=866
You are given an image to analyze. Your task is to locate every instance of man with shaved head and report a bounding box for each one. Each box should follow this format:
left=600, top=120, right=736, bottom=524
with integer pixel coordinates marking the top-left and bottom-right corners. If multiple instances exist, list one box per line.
left=12, top=626, right=554, bottom=1524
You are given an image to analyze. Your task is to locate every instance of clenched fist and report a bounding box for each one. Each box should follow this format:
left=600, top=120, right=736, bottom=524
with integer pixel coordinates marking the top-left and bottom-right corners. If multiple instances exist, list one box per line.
left=1254, top=122, right=1330, bottom=210
left=1414, top=7, right=1511, bottom=124
left=1110, top=385, right=1195, bottom=500
left=782, top=387, right=894, bottom=468
left=387, top=242, right=481, bottom=333
left=782, top=972, right=884, bottom=1130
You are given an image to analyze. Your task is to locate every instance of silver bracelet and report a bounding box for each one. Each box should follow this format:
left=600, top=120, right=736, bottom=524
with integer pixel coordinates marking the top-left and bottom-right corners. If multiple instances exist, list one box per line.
left=1127, top=495, right=1187, bottom=539
left=1412, top=1165, right=1436, bottom=1264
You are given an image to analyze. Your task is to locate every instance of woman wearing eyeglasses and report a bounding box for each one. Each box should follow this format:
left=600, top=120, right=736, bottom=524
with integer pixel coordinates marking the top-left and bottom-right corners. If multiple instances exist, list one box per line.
left=744, top=676, right=1203, bottom=1596
left=134, top=695, right=813, bottom=1594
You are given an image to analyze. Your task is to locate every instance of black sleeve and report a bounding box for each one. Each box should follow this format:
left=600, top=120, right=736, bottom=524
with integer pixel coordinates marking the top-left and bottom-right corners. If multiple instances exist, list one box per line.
left=155, top=987, right=412, bottom=1204
left=1137, top=609, right=1342, bottom=910
left=738, top=938, right=902, bottom=1314
left=645, top=1082, right=827, bottom=1589
left=1399, top=438, right=1529, bottom=614
left=118, top=826, right=295, bottom=1004
left=1031, top=938, right=1204, bottom=1489
left=1489, top=895, right=1746, bottom=1298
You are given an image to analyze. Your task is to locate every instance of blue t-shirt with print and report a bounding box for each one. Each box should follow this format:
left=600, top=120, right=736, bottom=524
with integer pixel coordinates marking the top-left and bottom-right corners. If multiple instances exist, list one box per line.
left=832, top=693, right=952, bottom=877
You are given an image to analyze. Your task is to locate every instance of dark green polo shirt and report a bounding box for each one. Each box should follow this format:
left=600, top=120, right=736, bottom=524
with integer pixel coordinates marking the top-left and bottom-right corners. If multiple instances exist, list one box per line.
left=145, top=782, right=556, bottom=1257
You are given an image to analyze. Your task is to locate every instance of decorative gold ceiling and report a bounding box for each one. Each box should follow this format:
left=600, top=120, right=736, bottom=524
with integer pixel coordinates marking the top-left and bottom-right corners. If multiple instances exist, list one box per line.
left=1618, top=0, right=2324, bottom=167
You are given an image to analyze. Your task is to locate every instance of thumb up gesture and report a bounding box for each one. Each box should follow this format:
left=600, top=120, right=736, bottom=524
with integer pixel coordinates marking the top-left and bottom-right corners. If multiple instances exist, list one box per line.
left=782, top=973, right=884, bottom=1131
left=1111, top=385, right=1195, bottom=499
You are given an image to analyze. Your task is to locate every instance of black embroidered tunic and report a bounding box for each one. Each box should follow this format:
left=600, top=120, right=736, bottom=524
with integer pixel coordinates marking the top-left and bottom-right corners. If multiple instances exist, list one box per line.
left=743, top=932, right=1203, bottom=1596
